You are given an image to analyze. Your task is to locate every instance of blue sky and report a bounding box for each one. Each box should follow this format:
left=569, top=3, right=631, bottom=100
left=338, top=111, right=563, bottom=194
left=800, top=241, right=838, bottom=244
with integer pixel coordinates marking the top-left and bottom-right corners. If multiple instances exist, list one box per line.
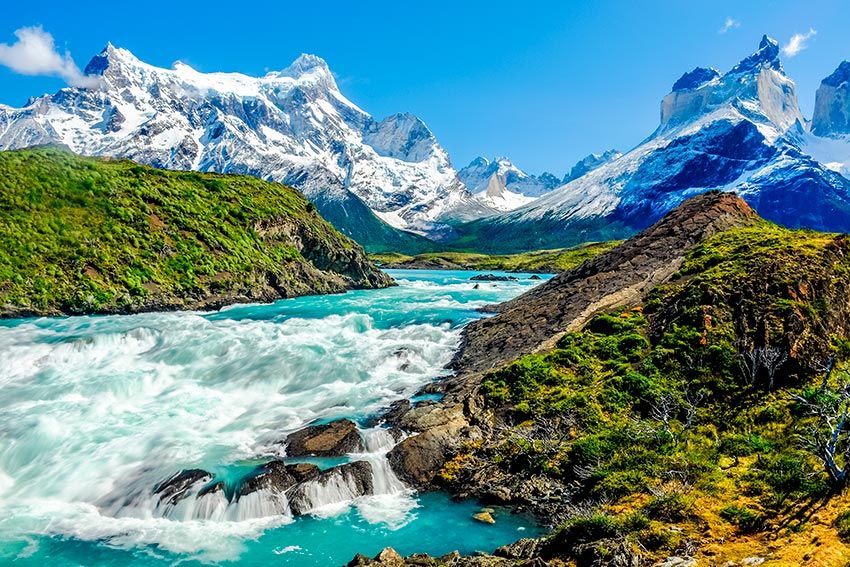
left=1, top=0, right=847, bottom=174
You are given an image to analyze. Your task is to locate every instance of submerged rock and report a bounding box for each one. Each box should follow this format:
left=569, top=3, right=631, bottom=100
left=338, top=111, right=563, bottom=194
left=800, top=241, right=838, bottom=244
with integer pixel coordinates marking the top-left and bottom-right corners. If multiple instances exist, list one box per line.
left=286, top=418, right=364, bottom=457
left=153, top=469, right=211, bottom=506
left=473, top=510, right=496, bottom=524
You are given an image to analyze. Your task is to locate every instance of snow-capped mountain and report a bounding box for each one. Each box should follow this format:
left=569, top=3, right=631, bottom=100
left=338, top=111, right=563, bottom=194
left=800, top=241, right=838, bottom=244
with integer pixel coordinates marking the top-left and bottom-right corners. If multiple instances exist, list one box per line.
left=805, top=61, right=850, bottom=177
left=455, top=36, right=850, bottom=252
left=459, top=156, right=562, bottom=199
left=563, top=149, right=622, bottom=183
left=0, top=45, right=489, bottom=249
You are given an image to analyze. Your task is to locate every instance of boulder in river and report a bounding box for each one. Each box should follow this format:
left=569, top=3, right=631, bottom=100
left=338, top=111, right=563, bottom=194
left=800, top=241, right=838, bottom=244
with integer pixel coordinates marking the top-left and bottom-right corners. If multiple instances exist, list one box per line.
left=286, top=418, right=364, bottom=457
left=153, top=469, right=212, bottom=506
left=469, top=274, right=517, bottom=282
left=236, top=460, right=321, bottom=498
left=473, top=510, right=496, bottom=524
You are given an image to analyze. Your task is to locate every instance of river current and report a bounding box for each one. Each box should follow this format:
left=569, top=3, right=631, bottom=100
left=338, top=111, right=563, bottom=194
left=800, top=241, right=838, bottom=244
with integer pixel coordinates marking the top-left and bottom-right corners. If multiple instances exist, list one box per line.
left=0, top=269, right=548, bottom=565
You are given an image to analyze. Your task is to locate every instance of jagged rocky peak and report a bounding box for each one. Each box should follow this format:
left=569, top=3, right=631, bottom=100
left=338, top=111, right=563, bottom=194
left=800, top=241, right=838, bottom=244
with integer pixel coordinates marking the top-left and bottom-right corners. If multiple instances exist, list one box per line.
left=362, top=112, right=441, bottom=163
left=278, top=53, right=331, bottom=77
left=660, top=35, right=802, bottom=133
left=458, top=156, right=560, bottom=198
left=564, top=149, right=622, bottom=182
left=812, top=61, right=850, bottom=137
left=83, top=42, right=140, bottom=76
left=731, top=34, right=782, bottom=73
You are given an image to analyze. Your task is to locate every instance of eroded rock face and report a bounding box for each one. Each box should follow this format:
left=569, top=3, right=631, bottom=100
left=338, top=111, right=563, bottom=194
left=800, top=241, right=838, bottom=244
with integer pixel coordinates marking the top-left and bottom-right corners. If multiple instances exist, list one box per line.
left=812, top=61, right=850, bottom=137
left=285, top=418, right=364, bottom=457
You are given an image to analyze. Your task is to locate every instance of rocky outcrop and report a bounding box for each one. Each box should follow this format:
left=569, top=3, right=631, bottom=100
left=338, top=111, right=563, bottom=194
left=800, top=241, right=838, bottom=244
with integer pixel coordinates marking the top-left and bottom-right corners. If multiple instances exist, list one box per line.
left=285, top=418, right=364, bottom=457
left=152, top=469, right=211, bottom=506
left=153, top=459, right=373, bottom=518
left=235, top=461, right=321, bottom=498
left=452, top=192, right=759, bottom=375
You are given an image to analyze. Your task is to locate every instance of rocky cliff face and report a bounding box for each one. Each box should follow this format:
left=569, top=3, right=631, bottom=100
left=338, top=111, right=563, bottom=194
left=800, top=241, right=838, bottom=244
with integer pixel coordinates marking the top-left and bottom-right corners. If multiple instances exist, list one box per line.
left=812, top=61, right=850, bottom=137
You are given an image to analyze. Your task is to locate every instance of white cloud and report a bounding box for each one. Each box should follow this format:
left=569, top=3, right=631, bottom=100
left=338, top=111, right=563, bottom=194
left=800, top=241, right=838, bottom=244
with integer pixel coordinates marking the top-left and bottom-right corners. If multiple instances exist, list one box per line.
left=719, top=17, right=740, bottom=34
left=0, top=26, right=101, bottom=88
left=782, top=28, right=817, bottom=57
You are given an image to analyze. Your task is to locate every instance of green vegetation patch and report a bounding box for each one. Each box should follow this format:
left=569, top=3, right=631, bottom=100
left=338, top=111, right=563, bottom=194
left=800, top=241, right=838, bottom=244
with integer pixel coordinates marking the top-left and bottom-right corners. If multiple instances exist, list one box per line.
left=370, top=241, right=620, bottom=273
left=0, top=147, right=373, bottom=315
left=459, top=220, right=850, bottom=561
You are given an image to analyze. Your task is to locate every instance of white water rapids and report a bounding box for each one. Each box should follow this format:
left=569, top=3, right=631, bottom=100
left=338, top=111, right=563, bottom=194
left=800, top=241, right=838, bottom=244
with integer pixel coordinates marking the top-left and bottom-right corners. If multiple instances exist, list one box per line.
left=0, top=270, right=548, bottom=563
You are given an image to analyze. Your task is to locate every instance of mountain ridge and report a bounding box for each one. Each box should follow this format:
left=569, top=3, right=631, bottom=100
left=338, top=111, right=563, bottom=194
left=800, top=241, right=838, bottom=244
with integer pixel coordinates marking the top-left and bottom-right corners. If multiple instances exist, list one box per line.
left=0, top=44, right=488, bottom=251
left=450, top=36, right=850, bottom=253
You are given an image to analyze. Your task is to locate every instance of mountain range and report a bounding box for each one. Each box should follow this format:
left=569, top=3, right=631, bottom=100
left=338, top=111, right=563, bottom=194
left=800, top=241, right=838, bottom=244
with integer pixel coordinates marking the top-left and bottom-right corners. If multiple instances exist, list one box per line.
left=0, top=46, right=487, bottom=251
left=453, top=36, right=850, bottom=251
left=1, top=36, right=850, bottom=253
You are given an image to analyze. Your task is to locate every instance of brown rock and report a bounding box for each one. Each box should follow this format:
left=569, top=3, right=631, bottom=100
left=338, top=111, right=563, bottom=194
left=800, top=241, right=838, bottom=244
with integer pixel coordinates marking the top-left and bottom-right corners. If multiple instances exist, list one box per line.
left=286, top=418, right=363, bottom=457
left=236, top=460, right=321, bottom=497
left=473, top=510, right=496, bottom=524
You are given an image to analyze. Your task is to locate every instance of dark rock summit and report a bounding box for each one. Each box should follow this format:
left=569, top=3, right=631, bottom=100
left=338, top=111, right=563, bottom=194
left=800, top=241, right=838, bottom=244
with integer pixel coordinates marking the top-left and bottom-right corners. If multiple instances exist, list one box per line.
left=285, top=418, right=364, bottom=457
left=672, top=66, right=720, bottom=91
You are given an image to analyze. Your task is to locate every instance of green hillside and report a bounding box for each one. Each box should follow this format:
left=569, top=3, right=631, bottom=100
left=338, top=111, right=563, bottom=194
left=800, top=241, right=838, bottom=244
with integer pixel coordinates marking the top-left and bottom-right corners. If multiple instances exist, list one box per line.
left=0, top=147, right=391, bottom=317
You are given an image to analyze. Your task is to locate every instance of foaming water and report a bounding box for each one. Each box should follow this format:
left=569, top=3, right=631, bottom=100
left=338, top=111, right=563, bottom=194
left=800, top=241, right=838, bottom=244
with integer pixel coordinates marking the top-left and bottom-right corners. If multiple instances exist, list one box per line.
left=0, top=270, right=549, bottom=565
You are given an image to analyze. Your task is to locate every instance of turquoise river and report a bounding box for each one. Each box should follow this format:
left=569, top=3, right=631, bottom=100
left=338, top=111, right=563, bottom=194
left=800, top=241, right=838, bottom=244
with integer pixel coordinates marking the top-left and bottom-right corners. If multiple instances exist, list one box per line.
left=0, top=270, right=549, bottom=566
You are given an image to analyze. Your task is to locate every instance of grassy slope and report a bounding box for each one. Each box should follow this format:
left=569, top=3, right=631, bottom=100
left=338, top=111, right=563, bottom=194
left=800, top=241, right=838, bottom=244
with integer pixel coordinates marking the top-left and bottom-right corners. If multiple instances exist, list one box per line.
left=370, top=242, right=620, bottom=273
left=0, top=147, right=384, bottom=316
left=444, top=222, right=850, bottom=565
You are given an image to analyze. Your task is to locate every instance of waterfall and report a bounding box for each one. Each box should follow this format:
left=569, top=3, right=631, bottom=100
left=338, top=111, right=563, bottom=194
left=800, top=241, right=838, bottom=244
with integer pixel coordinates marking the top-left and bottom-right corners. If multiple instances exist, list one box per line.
left=290, top=471, right=364, bottom=516
left=228, top=489, right=291, bottom=521
left=357, top=427, right=408, bottom=496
